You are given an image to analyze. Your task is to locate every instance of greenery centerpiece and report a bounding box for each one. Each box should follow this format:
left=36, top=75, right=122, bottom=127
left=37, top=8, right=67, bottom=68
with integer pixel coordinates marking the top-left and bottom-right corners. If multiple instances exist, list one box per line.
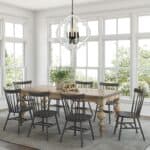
left=50, top=67, right=74, bottom=90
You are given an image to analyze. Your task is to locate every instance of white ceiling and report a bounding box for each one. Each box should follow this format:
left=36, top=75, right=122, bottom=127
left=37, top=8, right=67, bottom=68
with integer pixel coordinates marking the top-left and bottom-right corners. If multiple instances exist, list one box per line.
left=0, top=0, right=106, bottom=10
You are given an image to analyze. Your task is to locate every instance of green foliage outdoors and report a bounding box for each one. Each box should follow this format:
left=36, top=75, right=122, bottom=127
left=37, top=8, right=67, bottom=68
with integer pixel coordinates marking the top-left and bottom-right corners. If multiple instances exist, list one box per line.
left=5, top=50, right=23, bottom=87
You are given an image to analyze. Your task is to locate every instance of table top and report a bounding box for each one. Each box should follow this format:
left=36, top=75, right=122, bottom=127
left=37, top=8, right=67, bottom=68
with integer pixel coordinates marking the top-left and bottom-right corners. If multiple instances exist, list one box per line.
left=21, top=85, right=120, bottom=103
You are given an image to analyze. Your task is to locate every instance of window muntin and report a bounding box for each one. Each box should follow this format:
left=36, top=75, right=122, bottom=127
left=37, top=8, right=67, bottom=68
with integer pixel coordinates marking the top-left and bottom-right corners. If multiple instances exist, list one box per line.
left=5, top=22, right=23, bottom=38
left=105, top=17, right=130, bottom=35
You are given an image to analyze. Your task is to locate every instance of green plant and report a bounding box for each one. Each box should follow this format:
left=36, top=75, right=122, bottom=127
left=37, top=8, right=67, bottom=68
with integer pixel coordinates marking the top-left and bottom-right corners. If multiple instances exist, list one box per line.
left=50, top=67, right=74, bottom=83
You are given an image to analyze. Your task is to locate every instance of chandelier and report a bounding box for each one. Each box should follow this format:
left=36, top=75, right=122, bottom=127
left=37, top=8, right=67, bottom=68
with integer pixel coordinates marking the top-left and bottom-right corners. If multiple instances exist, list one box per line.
left=56, top=0, right=91, bottom=50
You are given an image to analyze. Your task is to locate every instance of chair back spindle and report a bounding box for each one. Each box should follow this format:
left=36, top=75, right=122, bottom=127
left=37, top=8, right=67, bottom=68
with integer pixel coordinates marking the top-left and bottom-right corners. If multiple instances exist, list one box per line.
left=131, top=88, right=144, bottom=117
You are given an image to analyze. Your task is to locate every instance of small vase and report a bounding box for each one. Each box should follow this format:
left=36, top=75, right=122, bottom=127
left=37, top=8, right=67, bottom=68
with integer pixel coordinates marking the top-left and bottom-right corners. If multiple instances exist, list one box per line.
left=56, top=82, right=64, bottom=90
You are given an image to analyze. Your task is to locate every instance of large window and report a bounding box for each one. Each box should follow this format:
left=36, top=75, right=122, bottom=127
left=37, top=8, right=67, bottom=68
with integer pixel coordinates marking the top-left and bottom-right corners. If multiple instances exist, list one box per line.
left=48, top=24, right=71, bottom=82
left=75, top=21, right=99, bottom=87
left=4, top=22, right=25, bottom=86
left=138, top=16, right=150, bottom=98
left=104, top=17, right=131, bottom=96
left=48, top=15, right=150, bottom=100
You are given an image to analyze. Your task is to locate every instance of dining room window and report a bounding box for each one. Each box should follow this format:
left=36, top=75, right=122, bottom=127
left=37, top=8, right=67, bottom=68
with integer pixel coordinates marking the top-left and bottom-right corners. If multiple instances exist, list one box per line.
left=137, top=16, right=150, bottom=98
left=48, top=24, right=71, bottom=82
left=75, top=20, right=99, bottom=87
left=4, top=22, right=25, bottom=86
left=104, top=17, right=131, bottom=96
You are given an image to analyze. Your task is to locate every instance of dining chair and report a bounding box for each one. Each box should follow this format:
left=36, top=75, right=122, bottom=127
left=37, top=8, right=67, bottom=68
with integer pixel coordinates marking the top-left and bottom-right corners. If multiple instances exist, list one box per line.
left=60, top=93, right=94, bottom=147
left=27, top=91, right=61, bottom=140
left=75, top=81, right=93, bottom=115
left=114, top=88, right=145, bottom=141
left=3, top=88, right=33, bottom=134
left=93, top=82, right=119, bottom=123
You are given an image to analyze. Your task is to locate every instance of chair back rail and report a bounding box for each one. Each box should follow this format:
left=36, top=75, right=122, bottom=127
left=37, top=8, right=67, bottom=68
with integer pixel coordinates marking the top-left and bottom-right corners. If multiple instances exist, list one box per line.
left=75, top=81, right=93, bottom=88
left=99, top=82, right=119, bottom=90
left=13, top=80, right=32, bottom=89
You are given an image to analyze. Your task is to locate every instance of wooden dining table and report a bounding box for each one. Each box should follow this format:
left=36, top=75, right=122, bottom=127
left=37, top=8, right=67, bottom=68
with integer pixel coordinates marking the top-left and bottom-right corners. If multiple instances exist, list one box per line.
left=21, top=85, right=120, bottom=137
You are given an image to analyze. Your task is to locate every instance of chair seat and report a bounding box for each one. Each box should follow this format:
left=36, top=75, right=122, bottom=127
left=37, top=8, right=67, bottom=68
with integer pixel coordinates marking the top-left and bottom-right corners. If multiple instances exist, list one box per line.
left=118, top=111, right=136, bottom=118
left=66, top=113, right=92, bottom=122
left=35, top=110, right=57, bottom=118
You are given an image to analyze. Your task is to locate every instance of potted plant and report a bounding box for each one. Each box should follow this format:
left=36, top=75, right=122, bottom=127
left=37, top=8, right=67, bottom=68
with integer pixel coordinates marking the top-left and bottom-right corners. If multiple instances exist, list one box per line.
left=50, top=67, right=74, bottom=90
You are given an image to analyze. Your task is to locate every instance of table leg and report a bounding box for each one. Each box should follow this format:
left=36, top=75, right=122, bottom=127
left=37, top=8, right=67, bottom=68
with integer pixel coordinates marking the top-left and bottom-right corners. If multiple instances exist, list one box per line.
left=97, top=100, right=105, bottom=137
left=114, top=96, right=120, bottom=117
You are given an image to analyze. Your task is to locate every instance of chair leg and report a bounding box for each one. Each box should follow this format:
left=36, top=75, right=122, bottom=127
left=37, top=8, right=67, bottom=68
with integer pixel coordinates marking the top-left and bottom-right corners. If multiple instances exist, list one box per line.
left=137, top=118, right=145, bottom=141
left=55, top=114, right=61, bottom=134
left=113, top=115, right=119, bottom=134
left=74, top=121, right=76, bottom=136
left=60, top=121, right=68, bottom=142
left=89, top=120, right=94, bottom=140
left=42, top=117, right=44, bottom=131
left=80, top=121, right=83, bottom=147
left=56, top=100, right=60, bottom=116
left=27, top=118, right=34, bottom=137
left=3, top=112, right=10, bottom=131
left=88, top=102, right=93, bottom=115
left=29, top=110, right=35, bottom=128
left=93, top=105, right=98, bottom=122
left=133, top=118, right=138, bottom=133
left=108, top=104, right=111, bottom=124
left=46, top=118, right=49, bottom=141
left=18, top=113, right=22, bottom=134
left=118, top=117, right=123, bottom=141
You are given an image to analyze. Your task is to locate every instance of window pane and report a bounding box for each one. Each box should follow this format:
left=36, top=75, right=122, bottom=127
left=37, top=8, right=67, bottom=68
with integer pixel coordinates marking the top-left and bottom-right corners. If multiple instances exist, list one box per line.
left=77, top=44, right=86, bottom=67
left=138, top=39, right=150, bottom=68
left=51, top=43, right=60, bottom=67
left=61, top=46, right=71, bottom=66
left=15, top=69, right=24, bottom=81
left=88, top=21, right=98, bottom=36
left=118, top=68, right=130, bottom=96
left=105, top=19, right=116, bottom=35
left=51, top=24, right=58, bottom=38
left=15, top=24, right=23, bottom=38
left=5, top=68, right=15, bottom=86
left=88, top=41, right=98, bottom=67
left=118, top=40, right=130, bottom=67
left=105, top=41, right=116, bottom=67
left=87, top=69, right=98, bottom=81
left=75, top=69, right=86, bottom=81
left=78, top=22, right=86, bottom=36
left=105, top=69, right=117, bottom=82
left=5, top=22, right=14, bottom=37
left=15, top=43, right=24, bottom=67
left=139, top=16, right=150, bottom=33
left=5, top=42, right=14, bottom=66
left=118, top=18, right=130, bottom=34
left=138, top=69, right=150, bottom=98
